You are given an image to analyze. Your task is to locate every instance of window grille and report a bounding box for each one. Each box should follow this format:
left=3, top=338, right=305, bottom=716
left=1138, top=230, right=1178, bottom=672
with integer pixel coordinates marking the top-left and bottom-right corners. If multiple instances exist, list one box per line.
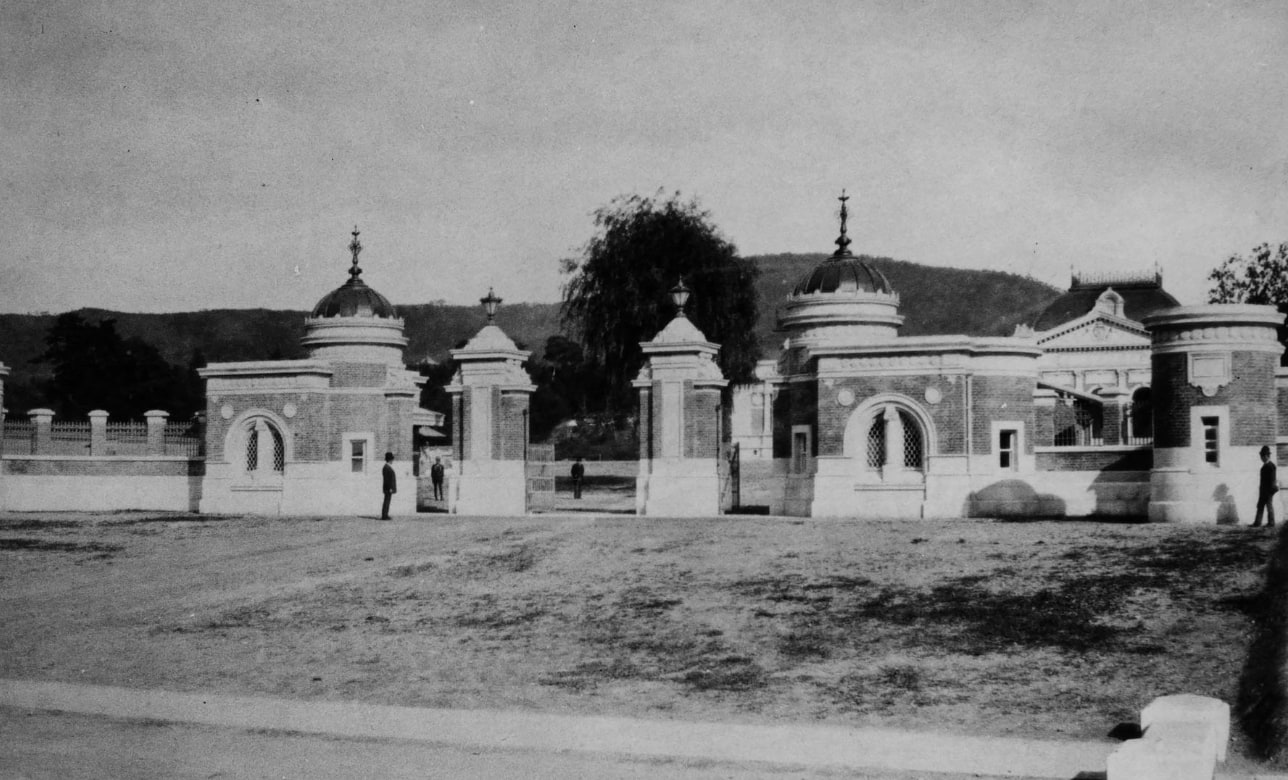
left=270, top=427, right=285, bottom=472
left=1053, top=400, right=1103, bottom=447
left=866, top=413, right=885, bottom=469
left=1125, top=390, right=1153, bottom=445
left=900, top=410, right=923, bottom=469
left=245, top=429, right=259, bottom=472
left=1202, top=417, right=1219, bottom=465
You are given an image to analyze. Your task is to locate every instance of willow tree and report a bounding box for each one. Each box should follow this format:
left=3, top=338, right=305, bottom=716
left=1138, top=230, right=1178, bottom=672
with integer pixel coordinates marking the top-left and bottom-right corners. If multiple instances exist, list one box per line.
left=560, top=192, right=760, bottom=414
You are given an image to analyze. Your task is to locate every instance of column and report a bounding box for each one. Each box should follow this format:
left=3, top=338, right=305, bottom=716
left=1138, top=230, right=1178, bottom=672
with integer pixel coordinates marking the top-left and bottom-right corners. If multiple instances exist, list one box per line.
left=1144, top=305, right=1284, bottom=523
left=445, top=323, right=535, bottom=516
left=30, top=409, right=53, bottom=455
left=88, top=410, right=108, bottom=456
left=145, top=410, right=169, bottom=455
left=633, top=314, right=728, bottom=517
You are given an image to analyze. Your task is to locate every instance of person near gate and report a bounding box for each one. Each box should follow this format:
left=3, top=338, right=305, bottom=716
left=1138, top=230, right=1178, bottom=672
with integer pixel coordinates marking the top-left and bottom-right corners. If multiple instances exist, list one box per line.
left=381, top=452, right=396, bottom=520
left=430, top=457, right=445, bottom=501
left=1253, top=445, right=1278, bottom=528
left=571, top=457, right=585, bottom=500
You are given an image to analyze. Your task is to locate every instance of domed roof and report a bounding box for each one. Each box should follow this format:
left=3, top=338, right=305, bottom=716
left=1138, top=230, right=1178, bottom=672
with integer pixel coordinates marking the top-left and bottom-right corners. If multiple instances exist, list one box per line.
left=310, top=228, right=399, bottom=319
left=1032, top=271, right=1179, bottom=331
left=791, top=191, right=896, bottom=298
left=793, top=256, right=894, bottom=296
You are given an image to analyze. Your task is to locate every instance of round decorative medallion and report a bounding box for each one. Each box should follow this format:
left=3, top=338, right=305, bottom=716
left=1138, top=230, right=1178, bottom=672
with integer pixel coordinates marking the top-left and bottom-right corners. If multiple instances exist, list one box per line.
left=220, top=403, right=234, bottom=420
left=924, top=387, right=942, bottom=405
left=837, top=389, right=855, bottom=407
left=282, top=402, right=298, bottom=418
left=1092, top=323, right=1110, bottom=340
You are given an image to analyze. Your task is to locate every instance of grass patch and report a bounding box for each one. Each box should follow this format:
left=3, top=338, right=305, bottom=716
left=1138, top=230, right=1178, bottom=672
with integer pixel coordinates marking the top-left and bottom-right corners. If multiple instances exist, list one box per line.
left=0, top=538, right=122, bottom=554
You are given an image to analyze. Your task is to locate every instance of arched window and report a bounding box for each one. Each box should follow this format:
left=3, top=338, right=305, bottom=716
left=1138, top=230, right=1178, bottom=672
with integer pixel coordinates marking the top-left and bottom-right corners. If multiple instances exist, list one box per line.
left=1127, top=387, right=1152, bottom=445
left=855, top=403, right=927, bottom=476
left=242, top=418, right=285, bottom=474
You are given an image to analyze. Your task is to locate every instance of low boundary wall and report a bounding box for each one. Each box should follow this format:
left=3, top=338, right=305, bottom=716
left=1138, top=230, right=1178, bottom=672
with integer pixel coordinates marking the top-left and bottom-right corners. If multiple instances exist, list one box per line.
left=1, top=456, right=204, bottom=512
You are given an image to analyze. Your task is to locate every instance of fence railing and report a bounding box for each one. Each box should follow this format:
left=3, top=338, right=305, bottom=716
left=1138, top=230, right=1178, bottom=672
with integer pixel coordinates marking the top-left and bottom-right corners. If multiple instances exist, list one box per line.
left=2, top=412, right=203, bottom=458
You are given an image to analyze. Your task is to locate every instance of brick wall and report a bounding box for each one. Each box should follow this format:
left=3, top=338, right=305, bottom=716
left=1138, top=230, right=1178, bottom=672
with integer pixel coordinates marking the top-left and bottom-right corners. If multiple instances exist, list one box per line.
left=499, top=392, right=529, bottom=460
left=452, top=394, right=466, bottom=461
left=1035, top=448, right=1152, bottom=472
left=971, top=375, right=1036, bottom=455
left=325, top=394, right=388, bottom=459
left=205, top=393, right=328, bottom=461
left=815, top=376, right=968, bottom=457
left=1152, top=351, right=1278, bottom=448
left=771, top=381, right=817, bottom=458
left=637, top=386, right=653, bottom=460
left=685, top=385, right=722, bottom=459
left=330, top=362, right=389, bottom=388
left=3, top=458, right=203, bottom=477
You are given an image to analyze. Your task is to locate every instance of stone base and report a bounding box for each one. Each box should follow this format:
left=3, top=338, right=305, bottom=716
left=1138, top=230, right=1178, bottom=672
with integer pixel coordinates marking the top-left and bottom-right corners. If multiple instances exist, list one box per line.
left=1149, top=455, right=1262, bottom=524
left=637, top=458, right=719, bottom=516
left=452, top=460, right=527, bottom=516
left=201, top=460, right=417, bottom=517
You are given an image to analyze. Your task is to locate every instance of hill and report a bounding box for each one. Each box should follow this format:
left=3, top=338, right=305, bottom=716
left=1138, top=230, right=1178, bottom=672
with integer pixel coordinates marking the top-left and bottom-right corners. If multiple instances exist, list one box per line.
left=0, top=257, right=1060, bottom=410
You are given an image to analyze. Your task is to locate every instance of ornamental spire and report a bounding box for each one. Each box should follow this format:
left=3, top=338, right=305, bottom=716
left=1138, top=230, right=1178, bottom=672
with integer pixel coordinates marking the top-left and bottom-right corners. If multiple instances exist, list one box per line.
left=348, top=226, right=363, bottom=281
left=833, top=190, right=852, bottom=258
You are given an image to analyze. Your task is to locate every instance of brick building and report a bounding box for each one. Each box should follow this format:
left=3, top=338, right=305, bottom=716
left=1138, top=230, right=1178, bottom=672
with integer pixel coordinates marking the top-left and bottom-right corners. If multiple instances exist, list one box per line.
left=198, top=229, right=426, bottom=515
left=732, top=195, right=1287, bottom=522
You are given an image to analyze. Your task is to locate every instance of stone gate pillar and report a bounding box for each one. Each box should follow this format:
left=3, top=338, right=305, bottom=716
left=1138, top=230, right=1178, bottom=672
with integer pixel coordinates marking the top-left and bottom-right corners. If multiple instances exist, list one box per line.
left=445, top=292, right=535, bottom=516
left=1144, top=305, right=1284, bottom=524
left=634, top=288, right=728, bottom=517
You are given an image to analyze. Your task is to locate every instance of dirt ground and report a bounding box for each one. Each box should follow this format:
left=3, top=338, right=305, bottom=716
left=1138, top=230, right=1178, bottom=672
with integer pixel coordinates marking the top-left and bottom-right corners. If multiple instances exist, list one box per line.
left=0, top=510, right=1281, bottom=770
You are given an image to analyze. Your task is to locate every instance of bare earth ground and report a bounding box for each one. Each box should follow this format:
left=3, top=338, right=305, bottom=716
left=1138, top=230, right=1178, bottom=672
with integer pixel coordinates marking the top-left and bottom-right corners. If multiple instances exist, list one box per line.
left=0, top=508, right=1281, bottom=772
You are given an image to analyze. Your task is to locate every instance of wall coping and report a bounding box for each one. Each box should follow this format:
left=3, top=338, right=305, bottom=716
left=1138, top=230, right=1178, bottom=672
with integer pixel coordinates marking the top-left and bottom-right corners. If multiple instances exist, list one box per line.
left=1, top=455, right=203, bottom=462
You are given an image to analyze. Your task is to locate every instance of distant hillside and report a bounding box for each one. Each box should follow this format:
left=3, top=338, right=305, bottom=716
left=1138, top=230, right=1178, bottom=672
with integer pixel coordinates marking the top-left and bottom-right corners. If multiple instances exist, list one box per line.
left=0, top=257, right=1060, bottom=409
left=752, top=253, right=1061, bottom=353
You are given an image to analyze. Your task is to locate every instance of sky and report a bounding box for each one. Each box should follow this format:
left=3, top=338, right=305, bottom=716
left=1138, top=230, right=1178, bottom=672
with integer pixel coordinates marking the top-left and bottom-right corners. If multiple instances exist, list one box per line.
left=2, top=0, right=1286, bottom=314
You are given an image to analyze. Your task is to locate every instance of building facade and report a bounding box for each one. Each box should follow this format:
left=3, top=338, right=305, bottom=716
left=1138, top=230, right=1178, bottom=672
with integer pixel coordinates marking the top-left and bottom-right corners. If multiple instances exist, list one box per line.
left=731, top=196, right=1287, bottom=522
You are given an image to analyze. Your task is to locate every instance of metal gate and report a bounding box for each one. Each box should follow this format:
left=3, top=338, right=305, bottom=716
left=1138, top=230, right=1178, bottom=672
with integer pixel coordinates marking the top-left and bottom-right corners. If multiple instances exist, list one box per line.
left=526, top=443, right=556, bottom=511
left=718, top=442, right=740, bottom=513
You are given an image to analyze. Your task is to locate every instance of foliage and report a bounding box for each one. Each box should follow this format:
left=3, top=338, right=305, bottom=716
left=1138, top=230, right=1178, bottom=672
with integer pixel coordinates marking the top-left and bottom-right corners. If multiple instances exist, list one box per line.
left=561, top=192, right=760, bottom=413
left=1208, top=242, right=1288, bottom=307
left=1208, top=242, right=1288, bottom=364
left=1, top=263, right=1060, bottom=413
left=36, top=312, right=203, bottom=419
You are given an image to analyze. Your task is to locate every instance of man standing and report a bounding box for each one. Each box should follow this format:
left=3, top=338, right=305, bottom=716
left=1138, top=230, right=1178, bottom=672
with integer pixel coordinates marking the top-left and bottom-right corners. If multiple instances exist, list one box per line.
left=430, top=457, right=445, bottom=501
left=381, top=452, right=396, bottom=520
left=1253, top=445, right=1278, bottom=528
left=571, top=457, right=585, bottom=500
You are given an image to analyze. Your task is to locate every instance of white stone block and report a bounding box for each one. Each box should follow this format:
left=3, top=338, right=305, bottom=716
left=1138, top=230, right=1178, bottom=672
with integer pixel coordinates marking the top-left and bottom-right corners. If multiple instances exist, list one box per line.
left=1107, top=722, right=1216, bottom=780
left=1142, top=693, right=1230, bottom=761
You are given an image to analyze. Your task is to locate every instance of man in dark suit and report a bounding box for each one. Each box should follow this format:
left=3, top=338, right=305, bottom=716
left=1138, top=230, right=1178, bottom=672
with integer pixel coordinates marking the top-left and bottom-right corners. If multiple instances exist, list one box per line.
left=381, top=452, right=396, bottom=520
left=1253, top=445, right=1278, bottom=528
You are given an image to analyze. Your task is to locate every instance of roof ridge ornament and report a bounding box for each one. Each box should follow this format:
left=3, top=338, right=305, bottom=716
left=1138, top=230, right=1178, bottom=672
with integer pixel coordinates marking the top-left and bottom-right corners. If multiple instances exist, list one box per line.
left=833, top=189, right=853, bottom=258
left=348, top=226, right=363, bottom=282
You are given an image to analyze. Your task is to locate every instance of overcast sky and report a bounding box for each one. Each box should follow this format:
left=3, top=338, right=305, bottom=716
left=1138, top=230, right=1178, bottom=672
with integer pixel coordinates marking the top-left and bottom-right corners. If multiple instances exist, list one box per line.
left=2, top=0, right=1285, bottom=314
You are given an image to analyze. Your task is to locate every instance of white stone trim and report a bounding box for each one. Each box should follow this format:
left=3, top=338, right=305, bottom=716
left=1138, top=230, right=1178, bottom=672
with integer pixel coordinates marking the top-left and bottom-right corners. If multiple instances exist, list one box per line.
left=843, top=393, right=937, bottom=463
left=991, top=421, right=1028, bottom=474
left=341, top=432, right=376, bottom=476
left=1189, top=405, right=1229, bottom=470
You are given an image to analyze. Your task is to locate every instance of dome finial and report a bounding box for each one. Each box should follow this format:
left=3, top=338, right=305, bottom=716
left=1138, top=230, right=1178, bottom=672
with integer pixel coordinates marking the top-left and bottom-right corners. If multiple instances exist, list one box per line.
left=833, top=190, right=852, bottom=257
left=348, top=226, right=363, bottom=281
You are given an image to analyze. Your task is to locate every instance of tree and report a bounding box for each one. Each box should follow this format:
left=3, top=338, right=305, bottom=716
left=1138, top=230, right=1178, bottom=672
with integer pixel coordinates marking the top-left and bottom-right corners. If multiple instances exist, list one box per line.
left=1208, top=242, right=1288, bottom=307
left=38, top=312, right=197, bottom=419
left=1208, top=242, right=1288, bottom=364
left=560, top=192, right=760, bottom=413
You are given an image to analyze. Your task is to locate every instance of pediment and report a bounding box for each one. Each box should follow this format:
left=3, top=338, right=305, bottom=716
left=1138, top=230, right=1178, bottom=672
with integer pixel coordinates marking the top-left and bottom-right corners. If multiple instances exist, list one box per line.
left=1037, top=314, right=1148, bottom=349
